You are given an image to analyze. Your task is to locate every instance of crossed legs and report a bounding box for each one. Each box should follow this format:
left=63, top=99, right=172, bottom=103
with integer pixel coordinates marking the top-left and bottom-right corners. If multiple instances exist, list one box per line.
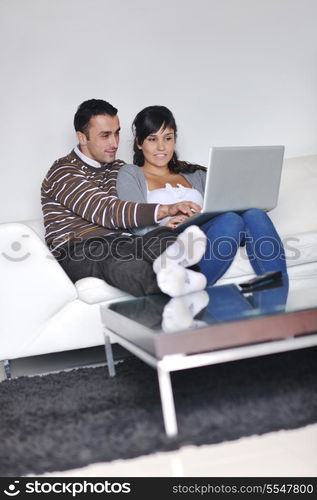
left=58, top=225, right=207, bottom=297
left=198, top=209, right=287, bottom=285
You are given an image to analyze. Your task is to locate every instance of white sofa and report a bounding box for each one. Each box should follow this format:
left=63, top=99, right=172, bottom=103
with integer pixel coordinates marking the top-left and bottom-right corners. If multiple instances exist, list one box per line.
left=1, top=155, right=317, bottom=373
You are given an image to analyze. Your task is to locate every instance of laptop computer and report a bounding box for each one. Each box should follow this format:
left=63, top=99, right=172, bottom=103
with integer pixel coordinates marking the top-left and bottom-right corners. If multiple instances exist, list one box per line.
left=176, top=145, right=285, bottom=231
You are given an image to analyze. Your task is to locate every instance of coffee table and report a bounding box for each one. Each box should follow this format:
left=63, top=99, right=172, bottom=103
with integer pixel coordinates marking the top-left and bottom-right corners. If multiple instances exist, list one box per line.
left=100, top=278, right=317, bottom=437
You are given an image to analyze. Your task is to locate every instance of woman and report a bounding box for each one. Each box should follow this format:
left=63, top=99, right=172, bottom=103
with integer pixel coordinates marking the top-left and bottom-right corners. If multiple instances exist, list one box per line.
left=117, top=105, right=288, bottom=286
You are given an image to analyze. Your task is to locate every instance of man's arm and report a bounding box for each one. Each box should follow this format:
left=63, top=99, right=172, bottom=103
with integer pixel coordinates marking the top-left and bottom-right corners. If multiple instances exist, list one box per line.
left=43, top=163, right=158, bottom=230
left=157, top=202, right=200, bottom=220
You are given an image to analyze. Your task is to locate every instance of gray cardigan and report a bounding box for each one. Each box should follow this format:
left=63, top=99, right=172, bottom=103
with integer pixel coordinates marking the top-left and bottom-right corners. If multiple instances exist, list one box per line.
left=116, top=163, right=207, bottom=235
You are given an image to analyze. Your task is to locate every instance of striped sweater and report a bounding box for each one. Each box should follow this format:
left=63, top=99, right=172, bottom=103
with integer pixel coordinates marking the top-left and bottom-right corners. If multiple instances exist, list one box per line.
left=41, top=149, right=158, bottom=255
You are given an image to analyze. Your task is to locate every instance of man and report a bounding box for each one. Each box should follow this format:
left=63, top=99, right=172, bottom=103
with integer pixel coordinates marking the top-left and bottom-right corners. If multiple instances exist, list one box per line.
left=41, top=99, right=206, bottom=297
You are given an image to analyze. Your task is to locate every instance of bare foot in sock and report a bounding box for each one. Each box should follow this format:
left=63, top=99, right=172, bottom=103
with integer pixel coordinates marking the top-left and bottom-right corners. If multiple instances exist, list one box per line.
left=162, top=290, right=209, bottom=332
left=156, top=264, right=207, bottom=298
left=153, top=225, right=207, bottom=274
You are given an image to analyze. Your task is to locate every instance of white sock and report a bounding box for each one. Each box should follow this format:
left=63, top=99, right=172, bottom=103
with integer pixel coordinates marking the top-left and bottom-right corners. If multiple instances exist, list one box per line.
left=162, top=290, right=209, bottom=332
left=153, top=225, right=207, bottom=274
left=156, top=264, right=207, bottom=298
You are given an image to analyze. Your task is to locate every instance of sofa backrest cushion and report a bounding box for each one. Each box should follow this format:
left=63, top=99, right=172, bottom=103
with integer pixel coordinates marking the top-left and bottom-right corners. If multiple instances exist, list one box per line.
left=269, top=155, right=317, bottom=236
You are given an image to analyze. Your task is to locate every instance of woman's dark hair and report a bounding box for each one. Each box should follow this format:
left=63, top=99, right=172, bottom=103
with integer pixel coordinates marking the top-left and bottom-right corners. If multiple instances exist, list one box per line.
left=74, top=99, right=118, bottom=137
left=132, top=105, right=206, bottom=173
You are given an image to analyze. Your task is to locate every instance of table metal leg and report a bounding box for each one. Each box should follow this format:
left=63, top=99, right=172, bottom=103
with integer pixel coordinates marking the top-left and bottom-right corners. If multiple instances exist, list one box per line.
left=2, top=359, right=12, bottom=380
left=157, top=366, right=178, bottom=437
left=104, top=332, right=116, bottom=377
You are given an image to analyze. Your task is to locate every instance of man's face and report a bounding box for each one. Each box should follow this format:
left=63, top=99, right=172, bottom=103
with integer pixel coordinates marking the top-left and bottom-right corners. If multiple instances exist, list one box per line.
left=77, top=114, right=120, bottom=164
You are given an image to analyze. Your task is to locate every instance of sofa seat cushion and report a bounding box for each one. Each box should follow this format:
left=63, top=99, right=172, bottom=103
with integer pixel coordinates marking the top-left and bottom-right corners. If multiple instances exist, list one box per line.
left=283, top=231, right=317, bottom=268
left=75, top=277, right=132, bottom=304
left=218, top=230, right=317, bottom=281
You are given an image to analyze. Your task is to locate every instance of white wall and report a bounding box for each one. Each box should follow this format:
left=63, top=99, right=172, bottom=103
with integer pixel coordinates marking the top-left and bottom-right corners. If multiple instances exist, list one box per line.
left=1, top=0, right=316, bottom=222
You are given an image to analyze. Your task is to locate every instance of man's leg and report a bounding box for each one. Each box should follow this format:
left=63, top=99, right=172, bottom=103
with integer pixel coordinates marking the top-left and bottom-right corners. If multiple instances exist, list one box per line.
left=57, top=235, right=164, bottom=296
left=143, top=226, right=207, bottom=297
left=58, top=227, right=207, bottom=297
left=103, top=227, right=207, bottom=297
left=140, top=226, right=206, bottom=270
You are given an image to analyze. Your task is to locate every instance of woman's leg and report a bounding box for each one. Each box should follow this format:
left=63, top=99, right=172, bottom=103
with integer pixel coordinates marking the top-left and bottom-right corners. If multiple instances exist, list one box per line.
left=241, top=208, right=287, bottom=275
left=198, top=212, right=245, bottom=285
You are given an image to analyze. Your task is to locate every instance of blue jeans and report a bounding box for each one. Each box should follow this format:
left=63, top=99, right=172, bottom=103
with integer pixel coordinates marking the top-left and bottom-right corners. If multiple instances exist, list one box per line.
left=200, top=278, right=289, bottom=323
left=198, top=209, right=288, bottom=285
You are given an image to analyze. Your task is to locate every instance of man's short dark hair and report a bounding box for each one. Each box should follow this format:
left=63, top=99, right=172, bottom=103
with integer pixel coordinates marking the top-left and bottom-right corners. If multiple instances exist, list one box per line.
left=74, top=99, right=118, bottom=136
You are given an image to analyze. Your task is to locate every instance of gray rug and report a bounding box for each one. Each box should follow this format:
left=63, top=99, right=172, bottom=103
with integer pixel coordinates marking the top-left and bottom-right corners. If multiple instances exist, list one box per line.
left=1, top=346, right=317, bottom=477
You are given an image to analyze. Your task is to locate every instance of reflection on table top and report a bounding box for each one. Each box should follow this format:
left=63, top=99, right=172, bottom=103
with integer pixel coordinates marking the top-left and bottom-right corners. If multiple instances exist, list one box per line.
left=103, top=279, right=317, bottom=358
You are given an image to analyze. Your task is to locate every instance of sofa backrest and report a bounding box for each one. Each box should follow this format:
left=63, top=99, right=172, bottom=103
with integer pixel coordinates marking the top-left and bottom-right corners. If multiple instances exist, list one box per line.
left=269, top=155, right=317, bottom=236
left=16, top=154, right=317, bottom=242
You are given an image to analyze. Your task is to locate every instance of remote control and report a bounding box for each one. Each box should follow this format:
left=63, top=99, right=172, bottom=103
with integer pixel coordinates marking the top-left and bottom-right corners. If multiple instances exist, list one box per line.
left=239, top=270, right=282, bottom=290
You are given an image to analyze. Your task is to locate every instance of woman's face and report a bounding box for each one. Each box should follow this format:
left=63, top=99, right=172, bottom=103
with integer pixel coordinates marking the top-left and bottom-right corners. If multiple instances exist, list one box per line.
left=138, top=125, right=175, bottom=169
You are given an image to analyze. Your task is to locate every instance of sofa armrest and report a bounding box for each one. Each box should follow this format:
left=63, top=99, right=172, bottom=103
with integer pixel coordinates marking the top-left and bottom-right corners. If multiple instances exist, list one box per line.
left=0, top=222, right=77, bottom=358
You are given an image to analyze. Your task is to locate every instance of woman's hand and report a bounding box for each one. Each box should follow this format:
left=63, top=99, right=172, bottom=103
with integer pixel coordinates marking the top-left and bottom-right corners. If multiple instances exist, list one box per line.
left=164, top=215, right=189, bottom=228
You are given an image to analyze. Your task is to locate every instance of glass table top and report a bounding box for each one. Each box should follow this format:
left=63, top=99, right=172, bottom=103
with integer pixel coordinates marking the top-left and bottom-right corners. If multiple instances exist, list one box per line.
left=107, top=276, right=317, bottom=334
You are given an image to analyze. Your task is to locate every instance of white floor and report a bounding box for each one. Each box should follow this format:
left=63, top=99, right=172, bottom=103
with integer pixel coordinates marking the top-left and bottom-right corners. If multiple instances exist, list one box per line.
left=39, top=424, right=317, bottom=477
left=3, top=347, right=317, bottom=478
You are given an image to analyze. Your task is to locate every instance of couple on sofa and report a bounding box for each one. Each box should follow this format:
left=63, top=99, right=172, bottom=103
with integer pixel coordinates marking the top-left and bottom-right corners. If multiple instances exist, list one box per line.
left=41, top=99, right=288, bottom=322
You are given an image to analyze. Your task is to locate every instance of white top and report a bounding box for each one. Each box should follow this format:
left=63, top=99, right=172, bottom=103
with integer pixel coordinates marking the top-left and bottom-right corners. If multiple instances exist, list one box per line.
left=147, top=183, right=203, bottom=225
